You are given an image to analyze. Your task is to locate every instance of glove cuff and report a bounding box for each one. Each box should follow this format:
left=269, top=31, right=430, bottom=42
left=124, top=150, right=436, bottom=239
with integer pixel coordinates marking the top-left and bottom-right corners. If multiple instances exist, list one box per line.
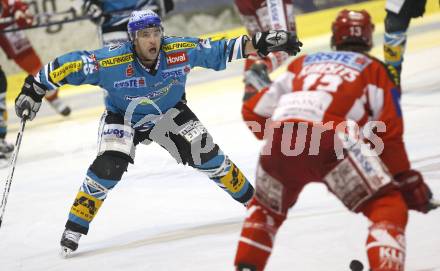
left=24, top=75, right=47, bottom=102
left=251, top=32, right=260, bottom=49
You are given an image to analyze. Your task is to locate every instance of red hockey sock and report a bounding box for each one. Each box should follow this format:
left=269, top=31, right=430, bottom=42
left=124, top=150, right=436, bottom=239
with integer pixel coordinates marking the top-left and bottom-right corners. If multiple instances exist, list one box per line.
left=234, top=198, right=286, bottom=271
left=362, top=191, right=408, bottom=271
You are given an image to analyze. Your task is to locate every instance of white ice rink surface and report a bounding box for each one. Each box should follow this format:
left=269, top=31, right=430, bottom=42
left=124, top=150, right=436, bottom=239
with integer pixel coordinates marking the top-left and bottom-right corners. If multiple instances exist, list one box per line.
left=1, top=43, right=440, bottom=271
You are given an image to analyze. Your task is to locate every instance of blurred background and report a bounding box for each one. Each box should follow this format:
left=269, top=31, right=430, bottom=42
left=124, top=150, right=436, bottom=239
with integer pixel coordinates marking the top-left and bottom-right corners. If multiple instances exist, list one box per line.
left=1, top=0, right=370, bottom=74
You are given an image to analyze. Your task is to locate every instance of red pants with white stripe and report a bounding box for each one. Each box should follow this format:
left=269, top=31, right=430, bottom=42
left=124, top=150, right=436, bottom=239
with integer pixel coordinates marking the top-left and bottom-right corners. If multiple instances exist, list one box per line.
left=234, top=124, right=408, bottom=271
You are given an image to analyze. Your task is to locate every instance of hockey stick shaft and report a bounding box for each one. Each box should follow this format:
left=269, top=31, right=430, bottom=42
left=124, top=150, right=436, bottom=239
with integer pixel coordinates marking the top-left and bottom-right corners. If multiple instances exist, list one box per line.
left=0, top=110, right=29, bottom=228
left=0, top=3, right=160, bottom=33
left=430, top=199, right=440, bottom=208
left=0, top=8, right=80, bottom=25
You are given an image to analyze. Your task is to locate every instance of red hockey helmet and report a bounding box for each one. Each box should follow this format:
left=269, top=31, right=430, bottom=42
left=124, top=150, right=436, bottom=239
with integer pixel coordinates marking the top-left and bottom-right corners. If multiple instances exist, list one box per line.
left=331, top=9, right=375, bottom=51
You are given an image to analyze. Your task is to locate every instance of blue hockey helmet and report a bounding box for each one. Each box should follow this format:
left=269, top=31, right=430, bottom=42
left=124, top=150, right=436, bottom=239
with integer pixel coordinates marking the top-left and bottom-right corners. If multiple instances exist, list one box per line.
left=127, top=9, right=163, bottom=40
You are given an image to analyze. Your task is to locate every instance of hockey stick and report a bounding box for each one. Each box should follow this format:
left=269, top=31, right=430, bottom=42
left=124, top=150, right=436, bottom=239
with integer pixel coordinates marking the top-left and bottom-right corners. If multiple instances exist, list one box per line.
left=0, top=15, right=92, bottom=33
left=0, top=8, right=80, bottom=25
left=430, top=199, right=440, bottom=208
left=0, top=3, right=161, bottom=33
left=0, top=110, right=29, bottom=229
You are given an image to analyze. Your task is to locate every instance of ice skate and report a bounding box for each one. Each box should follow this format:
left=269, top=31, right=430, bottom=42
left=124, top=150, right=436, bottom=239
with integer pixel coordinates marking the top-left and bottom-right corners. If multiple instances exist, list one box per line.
left=0, top=139, right=14, bottom=168
left=48, top=98, right=71, bottom=117
left=60, top=229, right=82, bottom=258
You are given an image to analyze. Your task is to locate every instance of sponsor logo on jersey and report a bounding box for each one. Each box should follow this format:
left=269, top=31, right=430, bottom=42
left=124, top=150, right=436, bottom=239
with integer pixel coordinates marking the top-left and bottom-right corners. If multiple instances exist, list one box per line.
left=125, top=79, right=177, bottom=105
left=166, top=52, right=187, bottom=66
left=162, top=42, right=197, bottom=52
left=161, top=65, right=190, bottom=79
left=267, top=0, right=283, bottom=30
left=99, top=53, right=134, bottom=67
left=304, top=52, right=371, bottom=71
left=82, top=54, right=98, bottom=75
left=49, top=60, right=83, bottom=83
left=108, top=43, right=123, bottom=51
left=125, top=64, right=134, bottom=77
left=114, top=77, right=146, bottom=88
left=198, top=39, right=211, bottom=49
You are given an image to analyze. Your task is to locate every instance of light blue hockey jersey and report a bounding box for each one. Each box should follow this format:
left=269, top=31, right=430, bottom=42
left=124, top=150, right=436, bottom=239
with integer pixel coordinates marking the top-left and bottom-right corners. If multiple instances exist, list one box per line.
left=36, top=35, right=247, bottom=128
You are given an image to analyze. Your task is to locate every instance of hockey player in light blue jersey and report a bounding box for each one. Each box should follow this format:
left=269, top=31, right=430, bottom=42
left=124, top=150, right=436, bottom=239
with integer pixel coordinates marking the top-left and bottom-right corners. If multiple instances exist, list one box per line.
left=15, top=9, right=302, bottom=257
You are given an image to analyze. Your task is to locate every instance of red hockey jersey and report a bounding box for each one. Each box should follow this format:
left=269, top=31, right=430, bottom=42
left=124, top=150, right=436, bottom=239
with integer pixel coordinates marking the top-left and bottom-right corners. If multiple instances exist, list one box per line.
left=242, top=51, right=409, bottom=175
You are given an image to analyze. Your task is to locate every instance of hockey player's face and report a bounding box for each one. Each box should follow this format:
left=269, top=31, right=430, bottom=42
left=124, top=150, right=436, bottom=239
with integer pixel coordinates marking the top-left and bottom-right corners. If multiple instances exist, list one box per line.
left=135, top=27, right=162, bottom=63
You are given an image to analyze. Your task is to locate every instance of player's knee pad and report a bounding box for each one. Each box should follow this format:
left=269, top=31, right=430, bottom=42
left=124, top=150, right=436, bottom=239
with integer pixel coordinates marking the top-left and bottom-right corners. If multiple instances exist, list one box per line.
left=89, top=152, right=129, bottom=181
left=366, top=221, right=406, bottom=271
left=385, top=11, right=410, bottom=33
left=98, top=111, right=135, bottom=162
left=235, top=197, right=286, bottom=271
left=324, top=138, right=395, bottom=212
left=196, top=154, right=254, bottom=204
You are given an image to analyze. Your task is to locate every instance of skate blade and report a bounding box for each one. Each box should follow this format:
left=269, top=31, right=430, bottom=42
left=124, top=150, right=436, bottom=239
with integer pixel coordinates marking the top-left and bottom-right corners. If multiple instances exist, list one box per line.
left=60, top=246, right=73, bottom=258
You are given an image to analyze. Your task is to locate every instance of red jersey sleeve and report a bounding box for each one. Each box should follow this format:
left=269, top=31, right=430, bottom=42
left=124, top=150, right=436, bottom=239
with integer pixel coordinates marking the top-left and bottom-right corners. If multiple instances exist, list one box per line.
left=241, top=61, right=298, bottom=140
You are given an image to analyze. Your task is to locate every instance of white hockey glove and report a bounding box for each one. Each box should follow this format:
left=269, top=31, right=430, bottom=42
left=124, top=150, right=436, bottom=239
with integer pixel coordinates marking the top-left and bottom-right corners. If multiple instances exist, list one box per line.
left=15, top=75, right=46, bottom=121
left=252, top=30, right=302, bottom=58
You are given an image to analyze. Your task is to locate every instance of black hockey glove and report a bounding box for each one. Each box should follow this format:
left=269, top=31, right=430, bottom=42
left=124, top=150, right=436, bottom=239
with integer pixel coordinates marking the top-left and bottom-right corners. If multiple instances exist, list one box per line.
left=15, top=75, right=46, bottom=121
left=82, top=0, right=104, bottom=24
left=252, top=30, right=302, bottom=58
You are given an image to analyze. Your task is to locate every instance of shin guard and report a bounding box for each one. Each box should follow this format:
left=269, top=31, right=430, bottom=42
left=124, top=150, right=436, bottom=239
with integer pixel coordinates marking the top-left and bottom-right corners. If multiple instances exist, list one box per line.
left=196, top=155, right=254, bottom=205
left=366, top=222, right=405, bottom=271
left=235, top=198, right=286, bottom=271
left=66, top=170, right=118, bottom=234
left=363, top=192, right=408, bottom=271
left=384, top=31, right=407, bottom=77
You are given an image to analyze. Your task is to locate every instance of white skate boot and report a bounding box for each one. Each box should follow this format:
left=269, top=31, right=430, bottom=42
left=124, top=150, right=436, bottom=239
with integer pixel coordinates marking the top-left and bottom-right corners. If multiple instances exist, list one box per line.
left=0, top=139, right=14, bottom=169
left=60, top=229, right=82, bottom=258
left=48, top=98, right=72, bottom=117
